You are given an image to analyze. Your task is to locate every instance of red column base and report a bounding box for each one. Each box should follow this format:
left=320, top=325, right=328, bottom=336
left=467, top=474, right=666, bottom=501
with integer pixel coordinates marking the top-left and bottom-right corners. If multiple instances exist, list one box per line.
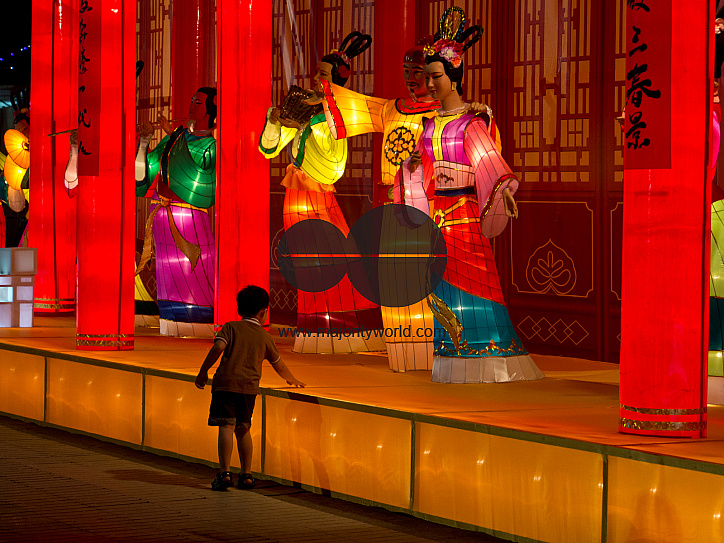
left=34, top=298, right=75, bottom=313
left=618, top=405, right=707, bottom=438
left=76, top=333, right=135, bottom=351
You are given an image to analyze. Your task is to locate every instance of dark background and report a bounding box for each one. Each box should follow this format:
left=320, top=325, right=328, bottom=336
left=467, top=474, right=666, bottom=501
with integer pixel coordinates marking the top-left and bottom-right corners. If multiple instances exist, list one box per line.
left=0, top=3, right=32, bottom=100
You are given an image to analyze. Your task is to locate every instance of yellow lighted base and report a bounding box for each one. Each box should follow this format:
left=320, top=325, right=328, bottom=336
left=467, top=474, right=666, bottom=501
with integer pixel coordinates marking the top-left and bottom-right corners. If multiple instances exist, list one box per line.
left=414, top=423, right=603, bottom=543
left=264, top=395, right=412, bottom=508
left=46, top=358, right=143, bottom=445
left=3, top=330, right=724, bottom=543
left=0, top=350, right=44, bottom=421
left=145, top=375, right=261, bottom=471
left=608, top=457, right=724, bottom=543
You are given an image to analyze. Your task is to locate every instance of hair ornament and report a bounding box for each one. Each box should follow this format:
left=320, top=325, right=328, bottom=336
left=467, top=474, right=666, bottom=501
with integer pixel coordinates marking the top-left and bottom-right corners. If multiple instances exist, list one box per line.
left=426, top=7, right=484, bottom=64
left=424, top=40, right=464, bottom=68
left=334, top=31, right=372, bottom=61
left=321, top=31, right=372, bottom=85
left=329, top=49, right=351, bottom=65
left=436, top=6, right=466, bottom=42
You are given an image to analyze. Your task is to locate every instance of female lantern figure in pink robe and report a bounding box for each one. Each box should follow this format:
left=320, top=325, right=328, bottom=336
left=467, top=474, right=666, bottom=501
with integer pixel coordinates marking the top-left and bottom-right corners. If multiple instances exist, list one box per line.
left=395, top=9, right=543, bottom=383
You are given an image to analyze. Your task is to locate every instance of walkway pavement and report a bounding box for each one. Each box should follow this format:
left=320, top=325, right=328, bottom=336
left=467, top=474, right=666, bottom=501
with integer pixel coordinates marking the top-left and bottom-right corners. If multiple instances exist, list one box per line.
left=0, top=416, right=507, bottom=543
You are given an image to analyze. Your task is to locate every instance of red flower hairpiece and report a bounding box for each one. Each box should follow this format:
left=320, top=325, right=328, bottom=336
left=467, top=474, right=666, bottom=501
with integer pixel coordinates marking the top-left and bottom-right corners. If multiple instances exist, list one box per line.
left=424, top=39, right=464, bottom=68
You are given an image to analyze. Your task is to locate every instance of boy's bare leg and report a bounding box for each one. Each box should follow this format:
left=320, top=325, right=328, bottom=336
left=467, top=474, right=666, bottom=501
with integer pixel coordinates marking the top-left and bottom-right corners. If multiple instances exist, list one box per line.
left=235, top=425, right=253, bottom=474
left=218, top=425, right=235, bottom=473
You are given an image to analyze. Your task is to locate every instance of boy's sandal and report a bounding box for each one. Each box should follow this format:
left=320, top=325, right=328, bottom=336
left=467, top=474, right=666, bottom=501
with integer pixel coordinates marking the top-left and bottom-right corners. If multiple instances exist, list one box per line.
left=238, top=473, right=255, bottom=489
left=211, top=471, right=234, bottom=491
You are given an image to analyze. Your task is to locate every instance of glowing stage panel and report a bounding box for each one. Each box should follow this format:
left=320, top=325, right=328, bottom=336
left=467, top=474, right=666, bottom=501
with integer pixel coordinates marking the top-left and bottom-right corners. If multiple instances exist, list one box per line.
left=46, top=358, right=142, bottom=444
left=2, top=325, right=723, bottom=542
left=414, top=423, right=603, bottom=542
left=0, top=350, right=45, bottom=421
left=264, top=395, right=412, bottom=508
left=144, top=375, right=261, bottom=472
left=607, top=457, right=724, bottom=543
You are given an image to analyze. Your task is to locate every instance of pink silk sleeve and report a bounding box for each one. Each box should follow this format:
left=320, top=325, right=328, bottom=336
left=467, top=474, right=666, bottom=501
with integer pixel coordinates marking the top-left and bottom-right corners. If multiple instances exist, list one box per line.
left=393, top=136, right=433, bottom=216
left=464, top=118, right=519, bottom=238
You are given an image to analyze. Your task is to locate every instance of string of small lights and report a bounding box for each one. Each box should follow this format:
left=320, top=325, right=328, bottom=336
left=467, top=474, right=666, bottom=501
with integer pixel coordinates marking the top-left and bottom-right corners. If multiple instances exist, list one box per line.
left=0, top=45, right=31, bottom=71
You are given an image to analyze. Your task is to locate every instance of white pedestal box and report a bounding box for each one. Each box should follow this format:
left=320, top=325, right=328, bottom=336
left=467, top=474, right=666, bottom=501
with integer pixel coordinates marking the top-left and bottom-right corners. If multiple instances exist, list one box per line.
left=0, top=248, right=37, bottom=328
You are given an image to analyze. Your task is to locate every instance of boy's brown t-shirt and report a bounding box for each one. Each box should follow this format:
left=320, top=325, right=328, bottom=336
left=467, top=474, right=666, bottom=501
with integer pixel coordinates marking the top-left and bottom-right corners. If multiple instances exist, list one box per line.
left=211, top=319, right=281, bottom=394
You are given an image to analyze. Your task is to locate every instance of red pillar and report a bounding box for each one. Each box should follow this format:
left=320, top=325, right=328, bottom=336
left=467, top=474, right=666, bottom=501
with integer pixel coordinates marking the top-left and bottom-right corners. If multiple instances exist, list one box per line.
left=29, top=2, right=53, bottom=282
left=171, top=0, right=213, bottom=121
left=619, top=1, right=710, bottom=437
left=372, top=0, right=417, bottom=206
left=31, top=0, right=79, bottom=315
left=75, top=0, right=136, bottom=350
left=214, top=0, right=272, bottom=327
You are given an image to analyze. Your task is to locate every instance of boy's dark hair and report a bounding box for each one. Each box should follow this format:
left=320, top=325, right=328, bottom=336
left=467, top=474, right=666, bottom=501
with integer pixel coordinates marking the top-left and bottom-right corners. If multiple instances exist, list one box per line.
left=236, top=285, right=269, bottom=318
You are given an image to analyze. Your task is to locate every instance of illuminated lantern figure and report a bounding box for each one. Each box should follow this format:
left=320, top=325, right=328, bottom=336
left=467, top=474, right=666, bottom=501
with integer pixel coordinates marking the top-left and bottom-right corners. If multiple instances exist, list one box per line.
left=318, top=42, right=437, bottom=370
left=2, top=98, right=31, bottom=247
left=395, top=10, right=543, bottom=383
left=135, top=88, right=217, bottom=337
left=710, top=202, right=724, bottom=383
left=259, top=32, right=385, bottom=354
left=321, top=29, right=502, bottom=371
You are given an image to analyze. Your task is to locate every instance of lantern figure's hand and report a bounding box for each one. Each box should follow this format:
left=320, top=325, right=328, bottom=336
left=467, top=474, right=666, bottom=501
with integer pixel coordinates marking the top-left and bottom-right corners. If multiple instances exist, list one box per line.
left=139, top=121, right=154, bottom=139
left=156, top=115, right=173, bottom=136
left=278, top=117, right=302, bottom=130
left=302, top=88, right=323, bottom=106
left=408, top=150, right=422, bottom=173
left=503, top=188, right=518, bottom=218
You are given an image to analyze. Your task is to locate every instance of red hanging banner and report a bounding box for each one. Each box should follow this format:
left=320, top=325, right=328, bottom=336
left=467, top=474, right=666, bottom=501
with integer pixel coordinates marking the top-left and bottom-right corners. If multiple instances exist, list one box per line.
left=623, top=0, right=672, bottom=169
left=77, top=0, right=102, bottom=176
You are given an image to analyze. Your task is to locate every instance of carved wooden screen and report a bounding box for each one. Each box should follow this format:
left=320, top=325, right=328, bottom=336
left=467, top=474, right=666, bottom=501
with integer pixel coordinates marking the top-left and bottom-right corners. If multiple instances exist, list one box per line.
left=419, top=0, right=625, bottom=362
left=269, top=0, right=376, bottom=325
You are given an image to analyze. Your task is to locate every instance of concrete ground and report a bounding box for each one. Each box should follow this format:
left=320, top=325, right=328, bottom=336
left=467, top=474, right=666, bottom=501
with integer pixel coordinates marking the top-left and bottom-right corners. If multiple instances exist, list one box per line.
left=0, top=415, right=509, bottom=543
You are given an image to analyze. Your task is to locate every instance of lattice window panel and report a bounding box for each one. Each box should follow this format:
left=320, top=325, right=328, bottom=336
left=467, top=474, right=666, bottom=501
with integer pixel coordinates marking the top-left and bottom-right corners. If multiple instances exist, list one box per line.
left=613, top=0, right=626, bottom=184
left=333, top=0, right=375, bottom=204
left=136, top=0, right=172, bottom=239
left=513, top=0, right=593, bottom=183
left=269, top=0, right=316, bottom=185
left=136, top=0, right=171, bottom=132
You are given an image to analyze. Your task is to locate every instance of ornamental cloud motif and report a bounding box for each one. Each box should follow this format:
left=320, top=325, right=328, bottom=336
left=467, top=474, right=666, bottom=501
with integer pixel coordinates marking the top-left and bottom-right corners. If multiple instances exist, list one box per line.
left=525, top=239, right=577, bottom=295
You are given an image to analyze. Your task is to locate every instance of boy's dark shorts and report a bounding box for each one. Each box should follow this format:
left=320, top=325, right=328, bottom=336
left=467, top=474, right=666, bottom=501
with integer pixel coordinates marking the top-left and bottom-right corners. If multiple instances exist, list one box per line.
left=208, top=391, right=256, bottom=428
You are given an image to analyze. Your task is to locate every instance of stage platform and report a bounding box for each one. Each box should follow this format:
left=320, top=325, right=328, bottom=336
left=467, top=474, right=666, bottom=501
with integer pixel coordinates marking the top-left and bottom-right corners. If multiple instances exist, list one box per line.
left=1, top=317, right=723, bottom=543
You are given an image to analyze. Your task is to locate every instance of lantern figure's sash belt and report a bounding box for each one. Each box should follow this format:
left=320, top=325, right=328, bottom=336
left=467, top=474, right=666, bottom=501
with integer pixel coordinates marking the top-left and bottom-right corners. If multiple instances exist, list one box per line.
left=136, top=197, right=207, bottom=274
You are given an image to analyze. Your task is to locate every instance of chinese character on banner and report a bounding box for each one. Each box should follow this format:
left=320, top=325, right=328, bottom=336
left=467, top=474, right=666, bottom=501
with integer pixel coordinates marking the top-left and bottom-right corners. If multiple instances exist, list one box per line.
left=77, top=0, right=101, bottom=176
left=625, top=0, right=672, bottom=169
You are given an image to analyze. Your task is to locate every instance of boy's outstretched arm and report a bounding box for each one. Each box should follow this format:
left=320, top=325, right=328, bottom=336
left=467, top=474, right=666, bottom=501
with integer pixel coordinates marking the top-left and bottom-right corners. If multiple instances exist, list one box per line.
left=195, top=339, right=226, bottom=389
left=271, top=358, right=306, bottom=387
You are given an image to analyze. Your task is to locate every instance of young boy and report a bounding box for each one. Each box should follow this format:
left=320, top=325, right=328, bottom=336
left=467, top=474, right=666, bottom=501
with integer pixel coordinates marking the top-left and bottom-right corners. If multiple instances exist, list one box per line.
left=195, top=285, right=305, bottom=490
